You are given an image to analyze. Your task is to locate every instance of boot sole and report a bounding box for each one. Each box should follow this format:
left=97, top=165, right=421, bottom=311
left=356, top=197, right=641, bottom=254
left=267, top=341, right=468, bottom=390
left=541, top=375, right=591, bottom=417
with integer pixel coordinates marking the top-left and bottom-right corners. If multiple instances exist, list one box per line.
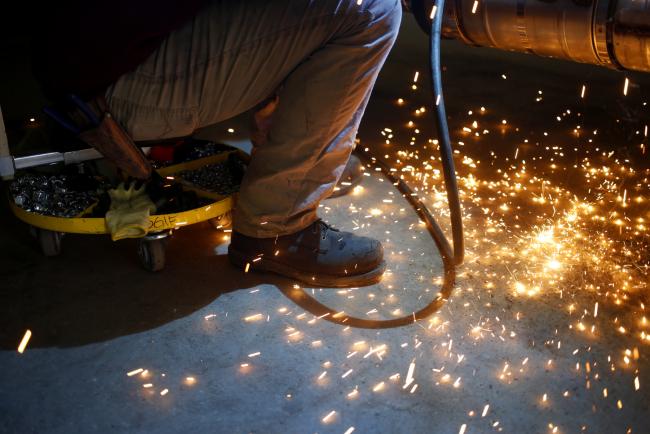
left=228, top=248, right=386, bottom=288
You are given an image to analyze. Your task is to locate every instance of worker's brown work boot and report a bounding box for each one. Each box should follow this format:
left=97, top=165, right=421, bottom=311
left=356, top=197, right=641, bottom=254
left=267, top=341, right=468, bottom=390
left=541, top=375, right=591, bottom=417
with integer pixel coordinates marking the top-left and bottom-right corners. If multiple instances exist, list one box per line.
left=228, top=220, right=385, bottom=287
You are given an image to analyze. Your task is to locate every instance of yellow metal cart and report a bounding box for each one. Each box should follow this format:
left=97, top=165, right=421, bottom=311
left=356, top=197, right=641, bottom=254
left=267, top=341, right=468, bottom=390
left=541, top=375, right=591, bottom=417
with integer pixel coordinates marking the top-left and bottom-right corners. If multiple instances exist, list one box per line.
left=6, top=149, right=247, bottom=271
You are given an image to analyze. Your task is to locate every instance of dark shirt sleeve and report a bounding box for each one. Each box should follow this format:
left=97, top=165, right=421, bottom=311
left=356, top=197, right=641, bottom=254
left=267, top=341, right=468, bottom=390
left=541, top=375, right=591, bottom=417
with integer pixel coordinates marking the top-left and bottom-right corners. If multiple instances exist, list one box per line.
left=32, top=0, right=208, bottom=101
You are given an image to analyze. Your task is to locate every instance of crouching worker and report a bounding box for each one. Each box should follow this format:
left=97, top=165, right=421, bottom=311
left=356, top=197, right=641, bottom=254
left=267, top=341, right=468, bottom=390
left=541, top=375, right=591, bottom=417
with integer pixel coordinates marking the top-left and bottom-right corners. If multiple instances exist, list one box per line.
left=33, top=0, right=402, bottom=287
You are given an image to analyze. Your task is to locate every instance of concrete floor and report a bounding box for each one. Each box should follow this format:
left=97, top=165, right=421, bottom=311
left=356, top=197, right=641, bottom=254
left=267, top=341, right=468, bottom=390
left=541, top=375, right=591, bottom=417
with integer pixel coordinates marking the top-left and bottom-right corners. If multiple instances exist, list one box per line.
left=1, top=16, right=649, bottom=434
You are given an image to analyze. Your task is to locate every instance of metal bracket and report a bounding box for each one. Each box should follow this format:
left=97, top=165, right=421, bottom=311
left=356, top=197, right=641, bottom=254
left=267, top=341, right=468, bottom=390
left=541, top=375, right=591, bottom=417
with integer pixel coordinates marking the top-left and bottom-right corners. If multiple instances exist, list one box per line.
left=0, top=104, right=12, bottom=179
left=0, top=155, right=15, bottom=179
left=0, top=147, right=151, bottom=179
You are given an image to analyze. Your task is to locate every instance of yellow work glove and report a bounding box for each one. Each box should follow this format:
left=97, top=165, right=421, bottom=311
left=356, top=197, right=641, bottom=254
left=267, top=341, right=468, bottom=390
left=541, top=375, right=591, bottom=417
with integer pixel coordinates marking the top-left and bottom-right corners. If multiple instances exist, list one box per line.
left=105, top=182, right=156, bottom=241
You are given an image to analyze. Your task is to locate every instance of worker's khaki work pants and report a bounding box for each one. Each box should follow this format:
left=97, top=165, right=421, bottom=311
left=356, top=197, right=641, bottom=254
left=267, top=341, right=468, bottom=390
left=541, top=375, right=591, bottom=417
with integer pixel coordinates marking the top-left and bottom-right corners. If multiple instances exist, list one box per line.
left=106, top=0, right=401, bottom=237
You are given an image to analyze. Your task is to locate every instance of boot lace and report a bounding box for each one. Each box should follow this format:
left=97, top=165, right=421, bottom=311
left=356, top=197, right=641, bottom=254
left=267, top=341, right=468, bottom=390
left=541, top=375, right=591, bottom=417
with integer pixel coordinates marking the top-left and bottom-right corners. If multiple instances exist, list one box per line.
left=312, top=219, right=339, bottom=240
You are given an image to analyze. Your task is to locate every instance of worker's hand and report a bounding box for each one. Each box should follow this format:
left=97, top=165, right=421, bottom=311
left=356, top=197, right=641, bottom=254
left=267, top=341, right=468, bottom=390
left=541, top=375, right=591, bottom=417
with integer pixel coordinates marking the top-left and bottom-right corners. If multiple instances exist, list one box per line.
left=105, top=182, right=156, bottom=241
left=108, top=182, right=151, bottom=206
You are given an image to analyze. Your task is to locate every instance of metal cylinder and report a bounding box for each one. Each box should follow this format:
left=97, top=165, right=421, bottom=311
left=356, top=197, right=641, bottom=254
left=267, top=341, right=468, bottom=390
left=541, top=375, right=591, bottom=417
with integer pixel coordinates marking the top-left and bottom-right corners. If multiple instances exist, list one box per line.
left=409, top=0, right=650, bottom=72
left=612, top=0, right=650, bottom=71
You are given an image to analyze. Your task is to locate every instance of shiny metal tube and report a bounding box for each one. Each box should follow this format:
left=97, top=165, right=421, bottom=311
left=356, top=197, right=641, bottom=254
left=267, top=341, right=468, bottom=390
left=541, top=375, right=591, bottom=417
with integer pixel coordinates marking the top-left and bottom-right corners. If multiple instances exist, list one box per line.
left=409, top=0, right=650, bottom=72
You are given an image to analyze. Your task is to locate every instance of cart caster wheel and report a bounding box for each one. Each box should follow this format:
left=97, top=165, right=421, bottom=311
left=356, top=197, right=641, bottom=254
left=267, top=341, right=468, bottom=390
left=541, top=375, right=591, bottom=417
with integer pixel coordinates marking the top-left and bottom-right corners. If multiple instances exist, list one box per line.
left=38, top=229, right=62, bottom=257
left=138, top=238, right=166, bottom=272
left=209, top=211, right=232, bottom=230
